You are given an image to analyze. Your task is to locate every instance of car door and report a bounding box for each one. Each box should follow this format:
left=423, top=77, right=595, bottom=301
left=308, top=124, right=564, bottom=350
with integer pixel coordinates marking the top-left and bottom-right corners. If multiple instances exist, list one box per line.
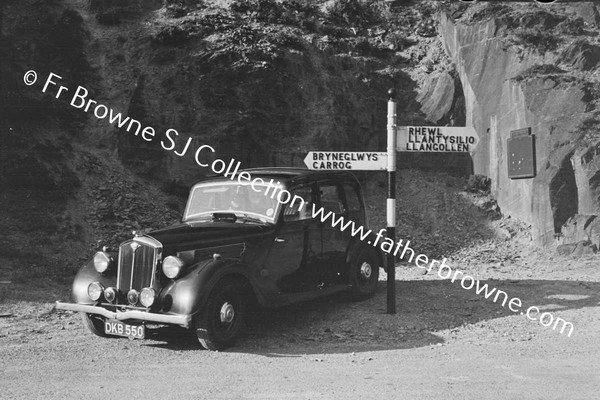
left=342, top=182, right=366, bottom=227
left=262, top=184, right=321, bottom=293
left=316, top=181, right=351, bottom=283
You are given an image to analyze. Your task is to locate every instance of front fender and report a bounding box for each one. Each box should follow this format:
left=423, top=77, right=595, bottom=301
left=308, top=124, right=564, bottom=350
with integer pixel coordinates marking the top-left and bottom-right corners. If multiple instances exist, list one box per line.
left=71, top=256, right=117, bottom=304
left=159, top=259, right=255, bottom=316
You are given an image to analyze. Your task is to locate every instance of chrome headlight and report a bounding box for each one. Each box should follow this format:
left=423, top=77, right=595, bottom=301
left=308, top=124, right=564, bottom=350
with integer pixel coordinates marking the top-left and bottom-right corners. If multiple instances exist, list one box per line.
left=140, top=288, right=156, bottom=307
left=162, top=256, right=184, bottom=279
left=87, top=282, right=104, bottom=301
left=127, top=289, right=139, bottom=306
left=93, top=252, right=113, bottom=273
left=104, top=287, right=117, bottom=303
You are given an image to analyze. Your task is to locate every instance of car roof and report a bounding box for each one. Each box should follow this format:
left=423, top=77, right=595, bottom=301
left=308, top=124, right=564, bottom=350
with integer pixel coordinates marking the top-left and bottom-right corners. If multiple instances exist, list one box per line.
left=196, top=167, right=359, bottom=187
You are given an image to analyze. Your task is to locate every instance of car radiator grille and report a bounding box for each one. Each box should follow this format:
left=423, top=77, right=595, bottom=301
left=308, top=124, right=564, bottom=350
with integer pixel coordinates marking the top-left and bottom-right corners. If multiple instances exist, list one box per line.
left=117, top=236, right=162, bottom=292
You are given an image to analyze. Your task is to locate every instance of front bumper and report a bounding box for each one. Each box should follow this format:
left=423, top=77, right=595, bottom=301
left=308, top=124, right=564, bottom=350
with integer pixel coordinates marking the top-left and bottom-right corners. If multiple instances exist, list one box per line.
left=55, top=302, right=191, bottom=328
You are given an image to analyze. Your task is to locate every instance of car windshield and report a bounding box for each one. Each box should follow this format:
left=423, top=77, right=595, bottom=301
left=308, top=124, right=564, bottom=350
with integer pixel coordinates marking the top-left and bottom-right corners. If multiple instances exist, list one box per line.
left=184, top=181, right=281, bottom=223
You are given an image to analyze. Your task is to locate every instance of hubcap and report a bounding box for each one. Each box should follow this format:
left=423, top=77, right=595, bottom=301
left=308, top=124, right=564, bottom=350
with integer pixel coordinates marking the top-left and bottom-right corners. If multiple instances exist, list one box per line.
left=360, top=262, right=372, bottom=279
left=219, top=302, right=235, bottom=324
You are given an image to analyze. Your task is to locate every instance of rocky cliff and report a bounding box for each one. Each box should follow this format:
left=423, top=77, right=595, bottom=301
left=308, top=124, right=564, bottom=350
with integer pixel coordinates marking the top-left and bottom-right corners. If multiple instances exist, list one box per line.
left=438, top=1, right=600, bottom=247
left=3, top=0, right=600, bottom=284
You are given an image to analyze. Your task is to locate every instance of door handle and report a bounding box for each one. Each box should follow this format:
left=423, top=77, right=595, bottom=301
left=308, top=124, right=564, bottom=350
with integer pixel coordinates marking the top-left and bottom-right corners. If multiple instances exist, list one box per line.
left=274, top=237, right=285, bottom=243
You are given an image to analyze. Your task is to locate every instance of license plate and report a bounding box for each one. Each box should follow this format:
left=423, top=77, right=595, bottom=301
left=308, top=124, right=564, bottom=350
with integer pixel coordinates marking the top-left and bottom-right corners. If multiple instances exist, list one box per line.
left=104, top=320, right=145, bottom=339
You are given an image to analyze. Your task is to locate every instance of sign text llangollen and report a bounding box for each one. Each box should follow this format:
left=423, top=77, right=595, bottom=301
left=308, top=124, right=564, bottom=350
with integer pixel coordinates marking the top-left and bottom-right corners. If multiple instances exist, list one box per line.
left=397, top=126, right=479, bottom=152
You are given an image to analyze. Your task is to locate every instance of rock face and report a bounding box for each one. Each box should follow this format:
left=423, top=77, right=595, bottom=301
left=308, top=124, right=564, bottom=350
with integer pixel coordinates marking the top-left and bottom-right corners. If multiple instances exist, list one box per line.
left=417, top=71, right=457, bottom=124
left=439, top=3, right=600, bottom=247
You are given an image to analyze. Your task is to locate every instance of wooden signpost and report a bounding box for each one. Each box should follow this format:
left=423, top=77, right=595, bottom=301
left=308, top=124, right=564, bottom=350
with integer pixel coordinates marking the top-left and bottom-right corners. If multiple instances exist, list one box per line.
left=305, top=92, right=480, bottom=314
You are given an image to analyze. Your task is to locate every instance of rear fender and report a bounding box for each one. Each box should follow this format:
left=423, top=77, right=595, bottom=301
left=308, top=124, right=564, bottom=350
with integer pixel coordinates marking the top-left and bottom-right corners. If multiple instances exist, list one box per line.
left=159, top=259, right=257, bottom=316
left=345, top=235, right=386, bottom=277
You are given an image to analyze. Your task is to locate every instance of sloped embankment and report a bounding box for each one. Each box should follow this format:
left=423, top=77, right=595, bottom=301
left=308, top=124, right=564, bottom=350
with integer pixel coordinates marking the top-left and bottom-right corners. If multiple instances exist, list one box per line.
left=1, top=0, right=466, bottom=282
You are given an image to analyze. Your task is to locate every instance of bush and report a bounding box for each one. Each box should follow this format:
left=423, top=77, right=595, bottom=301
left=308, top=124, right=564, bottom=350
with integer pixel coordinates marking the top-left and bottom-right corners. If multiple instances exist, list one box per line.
left=383, top=32, right=414, bottom=51
left=319, top=23, right=351, bottom=38
left=515, top=10, right=564, bottom=30
left=165, top=4, right=189, bottom=18
left=466, top=174, right=491, bottom=193
left=269, top=30, right=303, bottom=50
left=326, top=0, right=382, bottom=28
left=152, top=25, right=189, bottom=45
left=229, top=24, right=260, bottom=47
left=353, top=37, right=373, bottom=56
left=191, top=11, right=237, bottom=36
left=230, top=0, right=319, bottom=28
left=92, top=2, right=141, bottom=24
left=96, top=9, right=121, bottom=25
left=163, top=0, right=204, bottom=8
left=468, top=3, right=512, bottom=24
left=512, top=29, right=561, bottom=53
left=230, top=0, right=277, bottom=14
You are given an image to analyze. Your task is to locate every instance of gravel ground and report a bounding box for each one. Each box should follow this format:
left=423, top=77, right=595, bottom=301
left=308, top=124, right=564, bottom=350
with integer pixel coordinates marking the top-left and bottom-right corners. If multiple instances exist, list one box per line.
left=1, top=252, right=599, bottom=400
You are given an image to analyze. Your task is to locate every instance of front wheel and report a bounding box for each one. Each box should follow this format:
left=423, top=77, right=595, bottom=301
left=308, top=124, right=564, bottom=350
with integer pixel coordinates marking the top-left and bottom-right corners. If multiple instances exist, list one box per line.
left=193, top=279, right=247, bottom=351
left=348, top=247, right=380, bottom=299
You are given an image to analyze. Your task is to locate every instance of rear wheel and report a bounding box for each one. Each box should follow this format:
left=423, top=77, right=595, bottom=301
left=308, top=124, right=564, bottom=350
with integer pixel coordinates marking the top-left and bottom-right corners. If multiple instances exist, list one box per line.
left=81, top=313, right=109, bottom=337
left=349, top=247, right=380, bottom=299
left=194, top=279, right=247, bottom=351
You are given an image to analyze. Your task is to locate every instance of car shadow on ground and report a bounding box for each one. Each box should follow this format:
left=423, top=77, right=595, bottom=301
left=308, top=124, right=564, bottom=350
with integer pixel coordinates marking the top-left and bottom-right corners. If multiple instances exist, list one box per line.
left=143, top=277, right=600, bottom=355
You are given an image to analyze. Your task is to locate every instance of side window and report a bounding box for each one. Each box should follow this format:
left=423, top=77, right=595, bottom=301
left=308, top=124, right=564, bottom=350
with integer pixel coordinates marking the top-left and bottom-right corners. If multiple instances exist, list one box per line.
left=283, top=186, right=313, bottom=222
left=319, top=183, right=344, bottom=214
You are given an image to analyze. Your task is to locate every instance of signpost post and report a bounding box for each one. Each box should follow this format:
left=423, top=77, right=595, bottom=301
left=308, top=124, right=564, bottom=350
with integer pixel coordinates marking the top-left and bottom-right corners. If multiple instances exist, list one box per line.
left=386, top=89, right=397, bottom=315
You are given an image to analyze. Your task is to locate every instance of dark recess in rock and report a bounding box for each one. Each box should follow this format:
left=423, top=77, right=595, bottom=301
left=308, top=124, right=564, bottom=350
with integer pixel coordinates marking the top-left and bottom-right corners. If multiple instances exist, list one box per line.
left=550, top=154, right=578, bottom=233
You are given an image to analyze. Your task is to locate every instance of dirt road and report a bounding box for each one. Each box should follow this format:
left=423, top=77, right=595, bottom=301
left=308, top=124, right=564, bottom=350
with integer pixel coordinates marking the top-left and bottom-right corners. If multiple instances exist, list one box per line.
left=1, top=256, right=599, bottom=400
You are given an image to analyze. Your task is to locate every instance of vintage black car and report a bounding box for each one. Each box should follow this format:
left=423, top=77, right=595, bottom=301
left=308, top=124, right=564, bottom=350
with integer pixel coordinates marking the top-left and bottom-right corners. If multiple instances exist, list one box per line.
left=56, top=168, right=383, bottom=350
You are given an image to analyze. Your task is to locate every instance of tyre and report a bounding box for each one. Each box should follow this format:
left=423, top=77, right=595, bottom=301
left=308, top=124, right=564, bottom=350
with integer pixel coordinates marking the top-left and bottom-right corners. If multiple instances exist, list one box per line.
left=194, top=279, right=247, bottom=351
left=348, top=247, right=380, bottom=299
left=81, top=313, right=109, bottom=337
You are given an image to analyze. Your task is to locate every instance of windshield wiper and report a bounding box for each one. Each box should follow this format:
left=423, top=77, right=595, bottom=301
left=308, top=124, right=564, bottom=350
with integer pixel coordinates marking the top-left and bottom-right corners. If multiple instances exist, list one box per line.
left=236, top=214, right=266, bottom=224
left=212, top=212, right=238, bottom=223
left=185, top=215, right=213, bottom=222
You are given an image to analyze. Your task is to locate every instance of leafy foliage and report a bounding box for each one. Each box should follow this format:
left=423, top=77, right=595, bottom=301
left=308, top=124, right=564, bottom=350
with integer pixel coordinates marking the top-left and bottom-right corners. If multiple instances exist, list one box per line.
left=152, top=10, right=237, bottom=45
left=326, top=0, right=382, bottom=28
left=165, top=3, right=190, bottom=18
left=92, top=1, right=143, bottom=25
left=230, top=0, right=319, bottom=29
left=152, top=24, right=189, bottom=45
left=511, top=30, right=562, bottom=53
left=466, top=175, right=491, bottom=194
left=220, top=26, right=302, bottom=69
left=96, top=9, right=122, bottom=25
